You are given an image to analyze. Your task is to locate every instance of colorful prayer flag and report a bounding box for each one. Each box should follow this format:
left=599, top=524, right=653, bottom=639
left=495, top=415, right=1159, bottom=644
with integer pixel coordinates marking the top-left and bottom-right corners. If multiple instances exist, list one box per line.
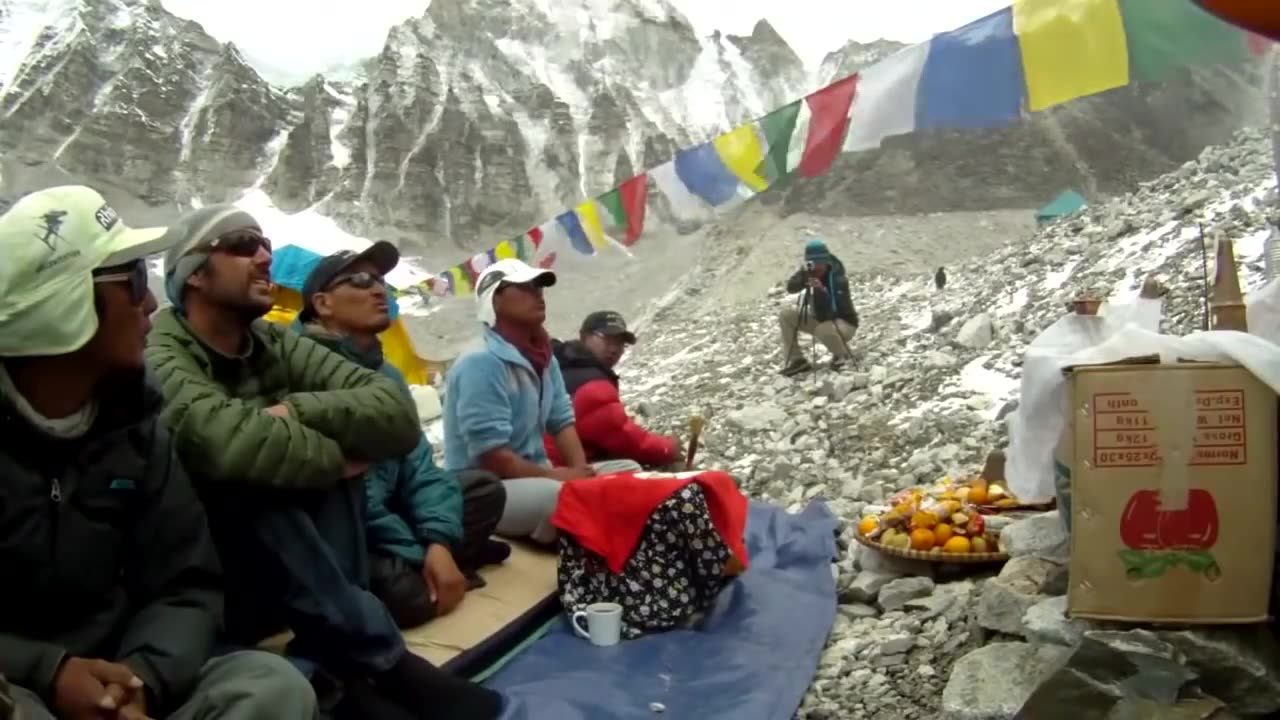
left=844, top=42, right=929, bottom=152
left=598, top=174, right=648, bottom=245
left=1118, top=0, right=1256, bottom=82
left=756, top=101, right=801, bottom=184
left=673, top=142, right=744, bottom=206
left=917, top=8, right=1025, bottom=130
left=1013, top=0, right=1130, bottom=112
left=712, top=125, right=769, bottom=191
left=796, top=75, right=857, bottom=178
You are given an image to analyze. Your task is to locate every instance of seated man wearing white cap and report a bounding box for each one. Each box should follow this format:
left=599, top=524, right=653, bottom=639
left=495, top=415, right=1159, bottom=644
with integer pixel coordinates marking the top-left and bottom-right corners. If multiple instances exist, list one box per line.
left=0, top=187, right=316, bottom=720
left=442, top=259, right=641, bottom=544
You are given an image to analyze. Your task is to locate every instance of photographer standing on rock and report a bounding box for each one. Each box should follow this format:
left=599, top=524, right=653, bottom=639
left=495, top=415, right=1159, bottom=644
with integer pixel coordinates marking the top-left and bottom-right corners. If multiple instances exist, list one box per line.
left=778, top=239, right=858, bottom=376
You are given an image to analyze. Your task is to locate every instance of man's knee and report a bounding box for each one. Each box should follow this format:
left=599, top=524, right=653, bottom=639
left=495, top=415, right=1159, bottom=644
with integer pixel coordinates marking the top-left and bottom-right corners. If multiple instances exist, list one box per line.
left=7, top=684, right=54, bottom=720
left=779, top=305, right=800, bottom=325
left=459, top=470, right=507, bottom=519
left=192, top=651, right=318, bottom=720
left=369, top=554, right=435, bottom=628
left=592, top=459, right=642, bottom=474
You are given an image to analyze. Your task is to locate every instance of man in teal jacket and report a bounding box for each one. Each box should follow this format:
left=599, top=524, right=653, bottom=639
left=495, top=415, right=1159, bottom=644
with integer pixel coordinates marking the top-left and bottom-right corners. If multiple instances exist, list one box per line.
left=298, top=245, right=508, bottom=628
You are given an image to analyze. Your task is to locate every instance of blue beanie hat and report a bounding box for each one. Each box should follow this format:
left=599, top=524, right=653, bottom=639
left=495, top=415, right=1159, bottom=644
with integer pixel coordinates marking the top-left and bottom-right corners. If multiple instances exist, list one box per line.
left=160, top=205, right=261, bottom=312
left=804, top=239, right=832, bottom=263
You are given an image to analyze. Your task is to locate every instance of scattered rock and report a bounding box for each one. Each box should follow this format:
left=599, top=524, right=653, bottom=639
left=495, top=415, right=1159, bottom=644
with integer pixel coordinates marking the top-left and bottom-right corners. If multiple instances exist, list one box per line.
left=977, top=556, right=1062, bottom=636
left=940, top=642, right=1070, bottom=720
left=956, top=313, right=994, bottom=349
left=999, top=511, right=1069, bottom=561
left=878, top=577, right=936, bottom=612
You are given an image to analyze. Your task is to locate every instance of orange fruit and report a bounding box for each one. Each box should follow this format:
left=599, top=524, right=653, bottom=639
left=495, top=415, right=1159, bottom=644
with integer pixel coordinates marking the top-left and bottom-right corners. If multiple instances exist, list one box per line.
left=909, top=528, right=936, bottom=551
left=943, top=536, right=972, bottom=554
left=934, top=523, right=954, bottom=544
left=968, top=486, right=989, bottom=505
left=910, top=511, right=938, bottom=529
left=858, top=517, right=879, bottom=536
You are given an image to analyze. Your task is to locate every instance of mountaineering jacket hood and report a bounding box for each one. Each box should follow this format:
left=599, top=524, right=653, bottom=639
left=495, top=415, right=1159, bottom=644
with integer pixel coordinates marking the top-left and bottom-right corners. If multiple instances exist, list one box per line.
left=0, top=369, right=223, bottom=713
left=442, top=326, right=575, bottom=472
left=785, top=253, right=859, bottom=327
left=144, top=307, right=421, bottom=491
left=543, top=340, right=677, bottom=467
left=299, top=322, right=464, bottom=564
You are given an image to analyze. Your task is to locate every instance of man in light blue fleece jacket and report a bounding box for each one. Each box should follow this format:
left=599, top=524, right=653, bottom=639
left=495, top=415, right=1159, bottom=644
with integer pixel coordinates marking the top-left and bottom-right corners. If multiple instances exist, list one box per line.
left=443, top=259, right=640, bottom=544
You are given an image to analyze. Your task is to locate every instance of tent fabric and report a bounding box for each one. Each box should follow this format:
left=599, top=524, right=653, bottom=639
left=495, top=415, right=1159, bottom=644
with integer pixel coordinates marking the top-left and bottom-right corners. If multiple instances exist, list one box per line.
left=1036, top=190, right=1088, bottom=222
left=485, top=501, right=838, bottom=720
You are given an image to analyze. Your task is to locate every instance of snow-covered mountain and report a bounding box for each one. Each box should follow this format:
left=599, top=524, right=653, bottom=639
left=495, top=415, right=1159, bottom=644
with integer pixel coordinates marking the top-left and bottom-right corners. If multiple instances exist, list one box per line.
left=0, top=0, right=808, bottom=253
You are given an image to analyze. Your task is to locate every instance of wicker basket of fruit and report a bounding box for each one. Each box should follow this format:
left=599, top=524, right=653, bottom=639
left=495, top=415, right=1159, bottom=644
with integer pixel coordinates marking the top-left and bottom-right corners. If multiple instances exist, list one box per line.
left=854, top=487, right=1009, bottom=564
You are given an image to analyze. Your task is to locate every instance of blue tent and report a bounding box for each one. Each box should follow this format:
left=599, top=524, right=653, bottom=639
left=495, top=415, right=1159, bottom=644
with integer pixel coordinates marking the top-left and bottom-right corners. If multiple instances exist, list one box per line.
left=1036, top=190, right=1087, bottom=224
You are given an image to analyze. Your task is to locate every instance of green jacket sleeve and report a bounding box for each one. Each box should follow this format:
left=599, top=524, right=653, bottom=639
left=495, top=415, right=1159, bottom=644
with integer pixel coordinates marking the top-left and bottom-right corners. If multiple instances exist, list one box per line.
left=271, top=327, right=420, bottom=462
left=400, top=436, right=463, bottom=549
left=146, top=332, right=347, bottom=489
left=116, top=425, right=222, bottom=713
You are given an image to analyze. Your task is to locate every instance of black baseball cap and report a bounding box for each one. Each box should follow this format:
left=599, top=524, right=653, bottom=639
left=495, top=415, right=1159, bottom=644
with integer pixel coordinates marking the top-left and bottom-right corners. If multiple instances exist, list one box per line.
left=300, top=241, right=400, bottom=320
left=581, top=310, right=636, bottom=344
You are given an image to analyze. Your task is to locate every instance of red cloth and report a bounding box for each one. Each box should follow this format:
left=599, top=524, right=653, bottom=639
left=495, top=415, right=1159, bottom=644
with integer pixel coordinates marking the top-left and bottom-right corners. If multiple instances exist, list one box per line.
left=550, top=470, right=750, bottom=574
left=544, top=378, right=678, bottom=466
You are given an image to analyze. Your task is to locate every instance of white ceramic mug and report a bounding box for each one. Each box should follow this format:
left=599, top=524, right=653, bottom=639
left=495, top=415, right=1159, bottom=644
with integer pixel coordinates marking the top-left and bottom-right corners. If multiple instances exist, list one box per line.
left=570, top=602, right=622, bottom=646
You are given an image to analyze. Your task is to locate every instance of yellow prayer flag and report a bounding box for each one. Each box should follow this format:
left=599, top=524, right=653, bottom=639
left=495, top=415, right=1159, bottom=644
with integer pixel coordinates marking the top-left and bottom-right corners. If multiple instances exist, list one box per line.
left=575, top=200, right=608, bottom=251
left=1013, top=0, right=1130, bottom=112
left=494, top=240, right=518, bottom=260
left=713, top=124, right=769, bottom=191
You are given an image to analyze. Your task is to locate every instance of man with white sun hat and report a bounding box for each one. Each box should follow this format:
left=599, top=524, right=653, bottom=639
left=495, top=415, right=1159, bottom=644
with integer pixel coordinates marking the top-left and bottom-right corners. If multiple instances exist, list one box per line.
left=442, top=258, right=641, bottom=545
left=0, top=186, right=317, bottom=719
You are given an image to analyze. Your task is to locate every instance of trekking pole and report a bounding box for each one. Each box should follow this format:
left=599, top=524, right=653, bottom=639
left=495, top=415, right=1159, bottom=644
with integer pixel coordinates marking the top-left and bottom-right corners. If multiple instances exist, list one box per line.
left=787, top=286, right=809, bottom=371
left=684, top=414, right=705, bottom=470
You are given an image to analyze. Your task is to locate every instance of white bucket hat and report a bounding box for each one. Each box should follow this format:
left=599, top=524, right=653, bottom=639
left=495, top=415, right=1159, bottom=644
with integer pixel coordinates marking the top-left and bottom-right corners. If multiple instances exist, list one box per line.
left=474, top=259, right=556, bottom=326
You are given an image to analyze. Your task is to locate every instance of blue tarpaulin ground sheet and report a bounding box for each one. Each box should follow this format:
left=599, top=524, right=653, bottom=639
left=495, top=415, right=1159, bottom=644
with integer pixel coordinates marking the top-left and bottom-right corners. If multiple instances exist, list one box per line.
left=485, top=500, right=838, bottom=720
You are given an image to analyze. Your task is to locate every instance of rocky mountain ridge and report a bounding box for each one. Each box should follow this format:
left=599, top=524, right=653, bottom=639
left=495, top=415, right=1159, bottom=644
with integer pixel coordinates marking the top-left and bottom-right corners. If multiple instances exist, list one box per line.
left=2, top=0, right=1272, bottom=269
left=0, top=0, right=809, bottom=254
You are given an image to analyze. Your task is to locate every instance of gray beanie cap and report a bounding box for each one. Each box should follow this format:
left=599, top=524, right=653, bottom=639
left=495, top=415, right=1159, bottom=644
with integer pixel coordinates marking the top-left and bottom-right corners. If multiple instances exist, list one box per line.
left=161, top=205, right=261, bottom=311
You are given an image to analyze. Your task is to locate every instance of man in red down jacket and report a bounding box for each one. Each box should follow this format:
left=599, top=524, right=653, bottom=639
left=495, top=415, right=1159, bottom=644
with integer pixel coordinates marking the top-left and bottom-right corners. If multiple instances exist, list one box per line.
left=544, top=311, right=679, bottom=468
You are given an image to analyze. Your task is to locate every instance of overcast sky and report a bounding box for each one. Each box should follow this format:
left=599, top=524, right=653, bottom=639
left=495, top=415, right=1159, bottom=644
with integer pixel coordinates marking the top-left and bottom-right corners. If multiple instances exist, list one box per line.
left=161, top=0, right=1010, bottom=85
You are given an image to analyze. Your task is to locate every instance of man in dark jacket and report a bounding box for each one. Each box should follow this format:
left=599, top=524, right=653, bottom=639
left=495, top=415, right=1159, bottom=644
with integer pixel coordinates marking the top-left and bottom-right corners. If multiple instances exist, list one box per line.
left=543, top=311, right=679, bottom=468
left=779, top=239, right=858, bottom=376
left=297, top=245, right=509, bottom=629
left=146, top=206, right=502, bottom=720
left=0, top=187, right=315, bottom=719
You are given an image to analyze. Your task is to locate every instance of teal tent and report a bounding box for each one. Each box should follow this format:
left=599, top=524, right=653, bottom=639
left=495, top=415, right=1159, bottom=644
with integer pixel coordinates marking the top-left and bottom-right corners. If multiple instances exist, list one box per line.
left=1036, top=190, right=1087, bottom=224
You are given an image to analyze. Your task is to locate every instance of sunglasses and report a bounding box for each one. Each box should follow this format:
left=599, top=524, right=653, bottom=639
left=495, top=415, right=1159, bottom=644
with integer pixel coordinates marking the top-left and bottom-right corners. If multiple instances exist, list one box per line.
left=93, top=259, right=149, bottom=305
left=207, top=230, right=272, bottom=257
left=327, top=271, right=385, bottom=291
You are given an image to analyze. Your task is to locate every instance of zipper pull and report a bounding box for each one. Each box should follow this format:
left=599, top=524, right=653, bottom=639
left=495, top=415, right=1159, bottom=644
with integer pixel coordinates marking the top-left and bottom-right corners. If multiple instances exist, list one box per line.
left=50, top=478, right=62, bottom=503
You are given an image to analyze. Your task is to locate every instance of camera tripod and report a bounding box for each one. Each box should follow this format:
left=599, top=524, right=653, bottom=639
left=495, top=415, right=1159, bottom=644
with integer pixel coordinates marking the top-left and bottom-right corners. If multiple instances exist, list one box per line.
left=788, top=282, right=854, bottom=379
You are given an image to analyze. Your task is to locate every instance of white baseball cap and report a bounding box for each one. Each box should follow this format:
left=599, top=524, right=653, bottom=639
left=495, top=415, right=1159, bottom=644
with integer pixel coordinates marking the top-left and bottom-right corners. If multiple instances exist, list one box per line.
left=0, top=186, right=173, bottom=356
left=474, top=258, right=556, bottom=326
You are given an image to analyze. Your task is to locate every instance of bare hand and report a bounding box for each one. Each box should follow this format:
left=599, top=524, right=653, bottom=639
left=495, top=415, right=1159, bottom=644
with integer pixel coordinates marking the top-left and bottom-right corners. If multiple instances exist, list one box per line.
left=117, top=694, right=154, bottom=720
left=263, top=404, right=291, bottom=418
left=549, top=465, right=595, bottom=482
left=423, top=545, right=468, bottom=616
left=342, top=460, right=370, bottom=478
left=52, top=658, right=142, bottom=720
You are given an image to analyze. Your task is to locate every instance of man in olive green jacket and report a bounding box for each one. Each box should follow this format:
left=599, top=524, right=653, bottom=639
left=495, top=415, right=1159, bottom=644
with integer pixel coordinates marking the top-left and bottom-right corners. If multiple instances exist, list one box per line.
left=145, top=206, right=503, bottom=720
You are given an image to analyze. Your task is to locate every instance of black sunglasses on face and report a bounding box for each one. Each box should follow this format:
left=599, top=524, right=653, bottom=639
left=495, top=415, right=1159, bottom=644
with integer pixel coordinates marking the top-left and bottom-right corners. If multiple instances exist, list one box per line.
left=93, top=260, right=149, bottom=305
left=208, top=231, right=272, bottom=257
left=327, top=271, right=385, bottom=291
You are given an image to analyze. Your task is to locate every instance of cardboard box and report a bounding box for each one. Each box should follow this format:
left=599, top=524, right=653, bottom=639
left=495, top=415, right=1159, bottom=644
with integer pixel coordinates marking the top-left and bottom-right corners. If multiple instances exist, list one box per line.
left=1065, top=362, right=1277, bottom=623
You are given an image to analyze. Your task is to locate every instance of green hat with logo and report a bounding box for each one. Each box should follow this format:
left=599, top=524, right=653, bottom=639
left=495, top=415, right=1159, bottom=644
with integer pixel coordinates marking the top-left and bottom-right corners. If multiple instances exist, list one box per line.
left=0, top=186, right=173, bottom=356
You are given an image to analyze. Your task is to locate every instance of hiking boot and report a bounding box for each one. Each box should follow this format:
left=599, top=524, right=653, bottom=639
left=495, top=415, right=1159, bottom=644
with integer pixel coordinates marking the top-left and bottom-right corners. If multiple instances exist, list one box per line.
left=781, top=358, right=812, bottom=377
